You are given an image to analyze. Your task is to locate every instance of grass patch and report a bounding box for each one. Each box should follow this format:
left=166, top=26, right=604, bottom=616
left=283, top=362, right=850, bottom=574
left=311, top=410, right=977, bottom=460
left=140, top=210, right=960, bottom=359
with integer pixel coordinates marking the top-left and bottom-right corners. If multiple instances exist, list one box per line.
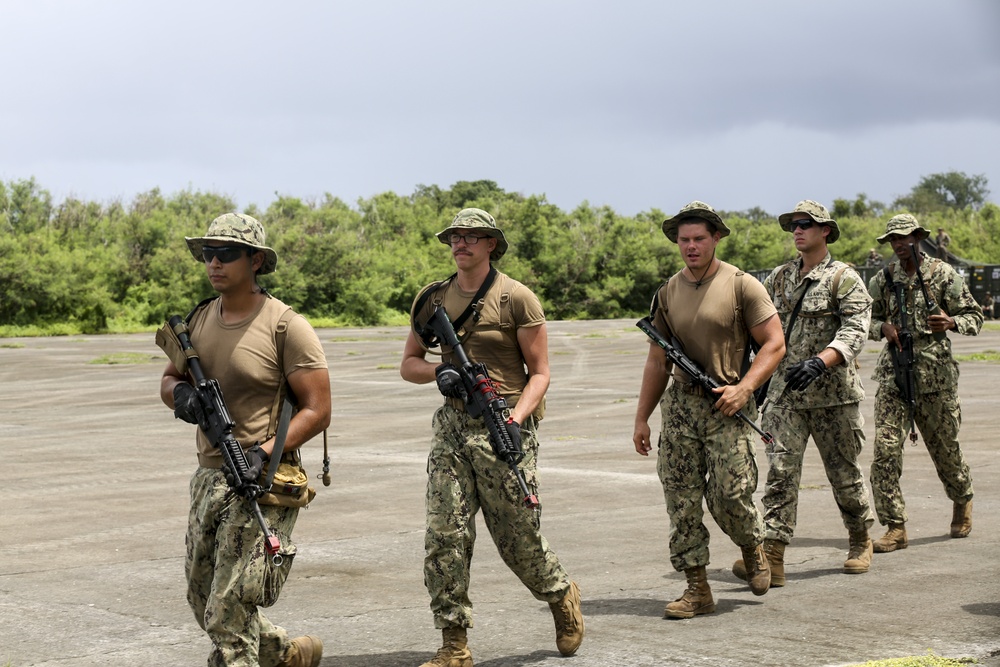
left=982, top=320, right=1000, bottom=331
left=845, top=650, right=978, bottom=666
left=955, top=350, right=1000, bottom=363
left=0, top=342, right=25, bottom=349
left=89, top=352, right=162, bottom=365
left=375, top=364, right=397, bottom=370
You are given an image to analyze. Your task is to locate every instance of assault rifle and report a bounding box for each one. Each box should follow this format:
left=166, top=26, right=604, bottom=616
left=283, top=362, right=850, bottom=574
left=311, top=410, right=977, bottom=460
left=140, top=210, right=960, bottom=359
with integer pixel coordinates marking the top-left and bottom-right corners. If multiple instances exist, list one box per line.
left=168, top=315, right=283, bottom=562
left=909, top=243, right=947, bottom=343
left=636, top=317, right=774, bottom=444
left=420, top=308, right=540, bottom=509
left=886, top=283, right=919, bottom=443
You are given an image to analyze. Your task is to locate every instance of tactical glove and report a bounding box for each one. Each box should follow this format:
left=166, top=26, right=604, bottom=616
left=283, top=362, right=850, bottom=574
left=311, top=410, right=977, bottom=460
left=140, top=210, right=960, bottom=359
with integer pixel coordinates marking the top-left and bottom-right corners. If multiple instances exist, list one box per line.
left=435, top=363, right=467, bottom=401
left=505, top=419, right=523, bottom=453
left=221, top=443, right=267, bottom=489
left=785, top=356, right=826, bottom=391
left=173, top=382, right=207, bottom=428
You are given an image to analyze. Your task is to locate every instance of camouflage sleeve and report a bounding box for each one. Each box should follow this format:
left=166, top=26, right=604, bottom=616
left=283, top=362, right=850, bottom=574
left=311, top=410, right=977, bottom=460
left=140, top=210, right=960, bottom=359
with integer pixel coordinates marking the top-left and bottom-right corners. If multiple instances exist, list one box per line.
left=828, top=268, right=872, bottom=364
left=867, top=270, right=888, bottom=341
left=937, top=265, right=984, bottom=336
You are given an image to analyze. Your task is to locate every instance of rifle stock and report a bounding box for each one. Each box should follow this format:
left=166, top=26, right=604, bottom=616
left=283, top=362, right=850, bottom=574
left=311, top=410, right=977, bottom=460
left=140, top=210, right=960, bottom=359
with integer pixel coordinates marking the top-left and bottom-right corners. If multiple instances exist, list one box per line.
left=167, top=315, right=283, bottom=560
left=422, top=308, right=540, bottom=510
left=636, top=317, right=774, bottom=444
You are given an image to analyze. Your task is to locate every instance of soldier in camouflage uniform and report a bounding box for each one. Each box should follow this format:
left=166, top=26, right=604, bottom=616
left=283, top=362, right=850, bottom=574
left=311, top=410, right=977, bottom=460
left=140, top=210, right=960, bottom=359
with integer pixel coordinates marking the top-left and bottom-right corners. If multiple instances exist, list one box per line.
left=401, top=208, right=584, bottom=667
left=160, top=213, right=331, bottom=667
left=633, top=201, right=785, bottom=619
left=867, top=214, right=983, bottom=552
left=731, top=201, right=875, bottom=587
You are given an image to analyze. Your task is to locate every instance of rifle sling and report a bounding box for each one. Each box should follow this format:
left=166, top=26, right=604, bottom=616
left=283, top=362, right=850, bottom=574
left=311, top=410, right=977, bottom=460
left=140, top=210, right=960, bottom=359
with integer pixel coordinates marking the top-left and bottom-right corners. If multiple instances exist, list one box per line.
left=263, top=393, right=294, bottom=491
left=415, top=266, right=498, bottom=340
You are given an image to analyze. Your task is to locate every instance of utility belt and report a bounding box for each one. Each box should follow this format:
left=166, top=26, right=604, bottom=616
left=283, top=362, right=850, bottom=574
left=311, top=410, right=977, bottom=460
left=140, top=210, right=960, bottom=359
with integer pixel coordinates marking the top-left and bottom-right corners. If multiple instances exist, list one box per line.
left=198, top=448, right=300, bottom=470
left=673, top=380, right=708, bottom=397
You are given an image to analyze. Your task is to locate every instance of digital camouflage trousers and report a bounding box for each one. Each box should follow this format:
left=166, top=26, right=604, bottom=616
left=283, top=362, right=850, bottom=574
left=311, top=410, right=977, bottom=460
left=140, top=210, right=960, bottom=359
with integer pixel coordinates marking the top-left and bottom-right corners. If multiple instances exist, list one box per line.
left=425, top=405, right=570, bottom=629
left=761, top=402, right=874, bottom=543
left=657, top=385, right=764, bottom=572
left=870, top=385, right=973, bottom=525
left=187, top=467, right=299, bottom=667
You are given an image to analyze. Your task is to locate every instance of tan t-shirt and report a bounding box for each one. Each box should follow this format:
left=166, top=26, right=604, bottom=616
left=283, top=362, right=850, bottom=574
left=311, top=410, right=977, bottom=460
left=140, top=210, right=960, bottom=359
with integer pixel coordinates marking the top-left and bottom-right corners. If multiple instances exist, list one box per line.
left=187, top=296, right=328, bottom=468
left=651, top=261, right=776, bottom=385
left=413, top=271, right=545, bottom=415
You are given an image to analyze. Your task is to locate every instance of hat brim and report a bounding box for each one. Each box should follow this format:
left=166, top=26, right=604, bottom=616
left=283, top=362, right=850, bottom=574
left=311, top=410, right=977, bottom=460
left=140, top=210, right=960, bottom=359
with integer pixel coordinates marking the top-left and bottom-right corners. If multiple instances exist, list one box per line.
left=875, top=227, right=930, bottom=245
left=661, top=211, right=731, bottom=243
left=436, top=227, right=508, bottom=261
left=185, top=236, right=278, bottom=274
left=777, top=213, right=840, bottom=244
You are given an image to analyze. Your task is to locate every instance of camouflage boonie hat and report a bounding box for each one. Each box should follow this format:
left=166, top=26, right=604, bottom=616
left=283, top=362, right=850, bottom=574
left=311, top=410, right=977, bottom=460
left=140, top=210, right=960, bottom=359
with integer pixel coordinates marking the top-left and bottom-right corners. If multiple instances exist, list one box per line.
left=436, top=208, right=508, bottom=261
left=185, top=212, right=278, bottom=274
left=876, top=213, right=931, bottom=245
left=777, top=200, right=841, bottom=243
left=661, top=200, right=731, bottom=243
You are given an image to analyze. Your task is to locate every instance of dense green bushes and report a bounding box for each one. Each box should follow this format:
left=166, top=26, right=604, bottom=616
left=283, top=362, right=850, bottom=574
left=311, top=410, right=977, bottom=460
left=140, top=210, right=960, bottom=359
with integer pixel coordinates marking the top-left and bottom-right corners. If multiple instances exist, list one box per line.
left=2, top=177, right=997, bottom=334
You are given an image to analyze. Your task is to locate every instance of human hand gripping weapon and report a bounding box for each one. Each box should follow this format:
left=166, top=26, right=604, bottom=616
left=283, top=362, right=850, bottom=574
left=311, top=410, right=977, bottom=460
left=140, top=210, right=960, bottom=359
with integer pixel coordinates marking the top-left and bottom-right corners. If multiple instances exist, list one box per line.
left=167, top=315, right=283, bottom=562
left=420, top=308, right=540, bottom=510
left=909, top=243, right=947, bottom=343
left=636, top=317, right=774, bottom=444
left=887, top=285, right=920, bottom=443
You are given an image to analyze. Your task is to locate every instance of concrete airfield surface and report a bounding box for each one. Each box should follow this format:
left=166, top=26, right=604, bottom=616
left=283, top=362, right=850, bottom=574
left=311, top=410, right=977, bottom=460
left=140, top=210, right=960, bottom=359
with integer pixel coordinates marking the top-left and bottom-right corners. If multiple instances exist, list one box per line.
left=1, top=319, right=998, bottom=667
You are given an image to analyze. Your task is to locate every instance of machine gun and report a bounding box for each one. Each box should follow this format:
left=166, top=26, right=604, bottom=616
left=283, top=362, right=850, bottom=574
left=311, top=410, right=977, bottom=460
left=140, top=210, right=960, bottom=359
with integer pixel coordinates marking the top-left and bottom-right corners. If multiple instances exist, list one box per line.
left=636, top=317, right=774, bottom=444
left=167, top=315, right=283, bottom=562
left=909, top=243, right=947, bottom=343
left=885, top=281, right=919, bottom=444
left=420, top=308, right=539, bottom=509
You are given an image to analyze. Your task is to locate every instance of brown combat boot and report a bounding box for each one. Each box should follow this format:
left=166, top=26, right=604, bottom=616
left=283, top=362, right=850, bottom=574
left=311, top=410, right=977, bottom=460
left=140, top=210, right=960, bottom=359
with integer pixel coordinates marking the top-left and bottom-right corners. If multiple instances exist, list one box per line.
left=278, top=636, right=323, bottom=667
left=739, top=544, right=771, bottom=595
left=844, top=531, right=873, bottom=574
left=872, top=523, right=907, bottom=553
left=549, top=580, right=584, bottom=656
left=420, top=627, right=473, bottom=667
left=950, top=501, right=972, bottom=538
left=664, top=566, right=716, bottom=619
left=732, top=538, right=785, bottom=587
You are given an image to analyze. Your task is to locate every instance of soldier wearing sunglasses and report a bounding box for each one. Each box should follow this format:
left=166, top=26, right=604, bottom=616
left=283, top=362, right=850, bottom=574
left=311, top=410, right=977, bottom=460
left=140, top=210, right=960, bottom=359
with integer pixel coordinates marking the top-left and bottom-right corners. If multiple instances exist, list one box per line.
left=733, top=200, right=876, bottom=588
left=159, top=213, right=331, bottom=667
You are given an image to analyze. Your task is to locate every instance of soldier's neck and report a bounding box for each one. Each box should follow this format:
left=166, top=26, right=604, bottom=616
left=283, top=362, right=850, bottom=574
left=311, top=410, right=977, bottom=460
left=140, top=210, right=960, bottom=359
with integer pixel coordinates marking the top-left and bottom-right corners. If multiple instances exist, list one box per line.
left=455, top=262, right=492, bottom=293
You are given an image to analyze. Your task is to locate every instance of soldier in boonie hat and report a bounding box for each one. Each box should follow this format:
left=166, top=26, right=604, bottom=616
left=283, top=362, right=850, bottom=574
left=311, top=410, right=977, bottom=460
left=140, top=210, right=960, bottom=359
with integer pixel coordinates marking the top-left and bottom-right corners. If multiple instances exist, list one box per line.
left=436, top=208, right=509, bottom=261
left=876, top=213, right=931, bottom=245
left=185, top=212, right=279, bottom=274
left=777, top=200, right=841, bottom=244
left=661, top=200, right=732, bottom=243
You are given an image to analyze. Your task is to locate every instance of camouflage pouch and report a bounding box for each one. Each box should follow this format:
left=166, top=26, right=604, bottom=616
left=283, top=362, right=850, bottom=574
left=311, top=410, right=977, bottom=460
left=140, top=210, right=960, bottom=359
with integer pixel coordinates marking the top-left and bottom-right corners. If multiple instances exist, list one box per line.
left=258, top=461, right=316, bottom=508
left=154, top=320, right=191, bottom=374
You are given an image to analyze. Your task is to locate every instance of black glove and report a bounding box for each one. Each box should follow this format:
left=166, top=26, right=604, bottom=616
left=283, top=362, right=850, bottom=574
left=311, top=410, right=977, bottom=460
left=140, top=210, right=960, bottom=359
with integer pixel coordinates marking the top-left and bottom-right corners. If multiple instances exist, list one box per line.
left=505, top=419, right=523, bottom=452
left=221, top=443, right=267, bottom=489
left=435, top=363, right=467, bottom=400
left=785, top=356, right=826, bottom=391
left=173, top=382, right=207, bottom=428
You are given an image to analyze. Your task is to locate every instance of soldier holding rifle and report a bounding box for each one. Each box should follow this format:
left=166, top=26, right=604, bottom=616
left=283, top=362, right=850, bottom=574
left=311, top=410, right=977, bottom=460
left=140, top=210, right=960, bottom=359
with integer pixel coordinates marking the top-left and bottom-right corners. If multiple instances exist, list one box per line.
left=866, top=213, right=982, bottom=553
left=159, top=213, right=331, bottom=667
left=632, top=201, right=784, bottom=619
left=401, top=208, right=584, bottom=667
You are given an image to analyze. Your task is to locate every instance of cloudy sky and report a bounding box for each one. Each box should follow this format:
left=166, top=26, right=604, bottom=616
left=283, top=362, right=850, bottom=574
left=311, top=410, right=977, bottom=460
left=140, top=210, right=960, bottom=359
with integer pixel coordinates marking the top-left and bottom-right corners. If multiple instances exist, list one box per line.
left=3, top=1, right=999, bottom=217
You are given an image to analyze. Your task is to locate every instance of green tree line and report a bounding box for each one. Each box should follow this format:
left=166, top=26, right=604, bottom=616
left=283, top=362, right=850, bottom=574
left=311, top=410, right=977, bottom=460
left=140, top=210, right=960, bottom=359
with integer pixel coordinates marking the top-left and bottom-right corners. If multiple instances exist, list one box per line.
left=1, top=173, right=997, bottom=335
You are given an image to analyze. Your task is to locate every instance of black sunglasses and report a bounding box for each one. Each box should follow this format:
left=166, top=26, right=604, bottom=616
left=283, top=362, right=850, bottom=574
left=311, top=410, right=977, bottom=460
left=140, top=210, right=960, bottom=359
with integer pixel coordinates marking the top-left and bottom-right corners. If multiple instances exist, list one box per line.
left=202, top=245, right=250, bottom=264
left=789, top=220, right=818, bottom=231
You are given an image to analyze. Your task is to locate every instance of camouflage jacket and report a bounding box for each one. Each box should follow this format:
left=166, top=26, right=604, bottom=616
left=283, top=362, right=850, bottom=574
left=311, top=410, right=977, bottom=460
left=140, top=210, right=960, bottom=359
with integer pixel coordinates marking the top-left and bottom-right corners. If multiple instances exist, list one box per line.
left=867, top=252, right=983, bottom=393
left=763, top=253, right=872, bottom=408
